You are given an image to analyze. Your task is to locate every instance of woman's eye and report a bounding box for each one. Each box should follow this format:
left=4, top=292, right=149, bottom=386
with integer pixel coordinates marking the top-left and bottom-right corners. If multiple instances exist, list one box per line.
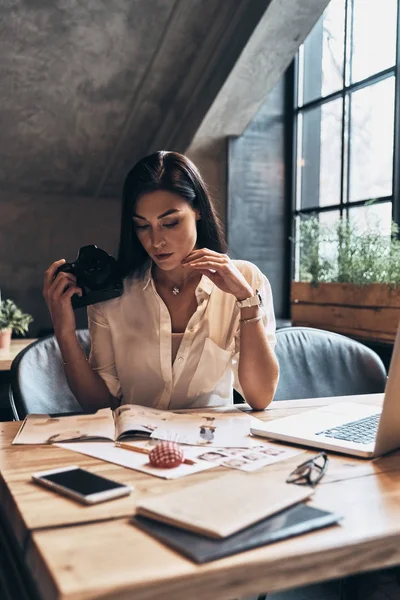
left=163, top=221, right=179, bottom=229
left=134, top=224, right=149, bottom=230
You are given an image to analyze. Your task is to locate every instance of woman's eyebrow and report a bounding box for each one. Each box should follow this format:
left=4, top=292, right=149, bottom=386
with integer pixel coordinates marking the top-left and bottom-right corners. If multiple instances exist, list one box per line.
left=132, top=209, right=182, bottom=220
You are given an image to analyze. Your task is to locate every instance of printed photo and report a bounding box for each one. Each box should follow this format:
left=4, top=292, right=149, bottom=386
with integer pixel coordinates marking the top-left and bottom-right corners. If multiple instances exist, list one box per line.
left=257, top=447, right=284, bottom=457
left=222, top=458, right=248, bottom=468
left=242, top=452, right=263, bottom=461
left=223, top=448, right=249, bottom=456
left=198, top=451, right=229, bottom=462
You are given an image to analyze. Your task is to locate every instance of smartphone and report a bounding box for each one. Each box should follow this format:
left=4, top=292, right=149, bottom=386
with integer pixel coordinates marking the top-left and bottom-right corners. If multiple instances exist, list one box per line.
left=32, top=466, right=133, bottom=505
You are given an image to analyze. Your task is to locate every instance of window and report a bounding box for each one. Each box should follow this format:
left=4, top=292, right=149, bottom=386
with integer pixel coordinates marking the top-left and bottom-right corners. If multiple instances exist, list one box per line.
left=292, top=0, right=399, bottom=271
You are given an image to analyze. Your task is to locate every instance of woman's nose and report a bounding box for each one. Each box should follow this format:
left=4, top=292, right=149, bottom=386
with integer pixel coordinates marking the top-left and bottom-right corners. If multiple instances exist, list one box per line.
left=152, top=233, right=166, bottom=249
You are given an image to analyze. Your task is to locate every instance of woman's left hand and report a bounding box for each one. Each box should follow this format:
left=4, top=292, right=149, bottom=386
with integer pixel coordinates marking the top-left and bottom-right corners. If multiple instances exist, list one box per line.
left=182, top=249, right=253, bottom=300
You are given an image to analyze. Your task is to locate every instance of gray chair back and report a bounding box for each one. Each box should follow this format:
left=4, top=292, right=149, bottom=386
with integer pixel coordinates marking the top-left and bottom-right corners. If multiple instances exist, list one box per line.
left=274, top=327, right=387, bottom=401
left=9, top=330, right=91, bottom=420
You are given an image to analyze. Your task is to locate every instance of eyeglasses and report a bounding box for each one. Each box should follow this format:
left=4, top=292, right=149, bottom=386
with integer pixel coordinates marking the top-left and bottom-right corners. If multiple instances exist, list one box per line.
left=286, top=452, right=328, bottom=487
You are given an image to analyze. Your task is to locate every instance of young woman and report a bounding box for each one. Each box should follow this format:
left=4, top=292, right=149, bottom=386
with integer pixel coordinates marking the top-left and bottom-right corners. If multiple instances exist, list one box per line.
left=43, top=151, right=279, bottom=411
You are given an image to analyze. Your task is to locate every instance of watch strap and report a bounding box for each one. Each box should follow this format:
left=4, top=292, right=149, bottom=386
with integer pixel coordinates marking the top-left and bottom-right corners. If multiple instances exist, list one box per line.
left=236, top=289, right=263, bottom=309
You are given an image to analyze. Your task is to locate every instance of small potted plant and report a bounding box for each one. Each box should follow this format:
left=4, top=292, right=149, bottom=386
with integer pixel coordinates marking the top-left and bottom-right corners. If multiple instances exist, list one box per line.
left=291, top=214, right=400, bottom=343
left=0, top=298, right=33, bottom=350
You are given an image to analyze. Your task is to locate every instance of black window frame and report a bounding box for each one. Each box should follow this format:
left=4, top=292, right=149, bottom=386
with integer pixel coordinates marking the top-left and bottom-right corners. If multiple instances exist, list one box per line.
left=287, top=0, right=400, bottom=282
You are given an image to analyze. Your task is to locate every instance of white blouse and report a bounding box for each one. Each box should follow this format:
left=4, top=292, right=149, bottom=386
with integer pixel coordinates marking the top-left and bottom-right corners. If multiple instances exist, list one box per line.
left=87, top=260, right=276, bottom=410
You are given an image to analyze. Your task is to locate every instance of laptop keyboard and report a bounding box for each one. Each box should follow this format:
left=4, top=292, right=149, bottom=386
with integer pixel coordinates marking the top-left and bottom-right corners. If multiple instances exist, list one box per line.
left=315, top=413, right=380, bottom=444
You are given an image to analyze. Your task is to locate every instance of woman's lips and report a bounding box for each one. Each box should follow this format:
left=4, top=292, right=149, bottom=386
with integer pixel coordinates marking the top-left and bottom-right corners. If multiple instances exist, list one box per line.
left=154, top=253, right=173, bottom=261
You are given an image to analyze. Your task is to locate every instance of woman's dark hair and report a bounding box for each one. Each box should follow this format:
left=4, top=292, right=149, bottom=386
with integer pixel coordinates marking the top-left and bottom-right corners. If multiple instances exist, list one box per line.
left=118, top=151, right=227, bottom=278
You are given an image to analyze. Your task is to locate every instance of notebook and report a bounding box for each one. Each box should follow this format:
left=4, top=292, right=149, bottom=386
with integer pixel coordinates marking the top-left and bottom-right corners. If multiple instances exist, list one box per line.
left=133, top=503, right=341, bottom=563
left=135, top=471, right=313, bottom=539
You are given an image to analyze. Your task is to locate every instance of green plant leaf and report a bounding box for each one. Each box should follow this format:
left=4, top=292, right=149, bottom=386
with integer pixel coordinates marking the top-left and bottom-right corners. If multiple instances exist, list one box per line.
left=0, top=299, right=33, bottom=335
left=295, top=214, right=400, bottom=286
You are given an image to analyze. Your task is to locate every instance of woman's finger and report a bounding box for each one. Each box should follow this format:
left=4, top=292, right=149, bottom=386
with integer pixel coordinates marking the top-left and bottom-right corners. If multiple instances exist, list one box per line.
left=51, top=271, right=77, bottom=287
left=186, top=256, right=227, bottom=268
left=47, top=273, right=77, bottom=300
left=188, top=260, right=230, bottom=271
left=51, top=275, right=80, bottom=299
left=62, top=285, right=83, bottom=300
left=43, top=259, right=67, bottom=289
left=182, top=248, right=225, bottom=263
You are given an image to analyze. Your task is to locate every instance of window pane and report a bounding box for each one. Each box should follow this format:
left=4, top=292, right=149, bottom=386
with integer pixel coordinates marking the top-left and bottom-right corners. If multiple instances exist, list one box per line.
left=301, top=0, right=345, bottom=105
left=319, top=210, right=341, bottom=264
left=349, top=77, right=395, bottom=203
left=300, top=99, right=343, bottom=209
left=297, top=211, right=340, bottom=282
left=349, top=202, right=393, bottom=236
left=351, top=0, right=397, bottom=83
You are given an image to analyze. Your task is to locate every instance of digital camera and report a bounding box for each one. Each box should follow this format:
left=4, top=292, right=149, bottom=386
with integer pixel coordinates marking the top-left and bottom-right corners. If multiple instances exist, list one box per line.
left=56, top=245, right=123, bottom=309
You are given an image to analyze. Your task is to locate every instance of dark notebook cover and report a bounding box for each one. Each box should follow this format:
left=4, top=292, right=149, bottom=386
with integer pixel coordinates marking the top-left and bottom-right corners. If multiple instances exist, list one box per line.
left=132, top=502, right=341, bottom=564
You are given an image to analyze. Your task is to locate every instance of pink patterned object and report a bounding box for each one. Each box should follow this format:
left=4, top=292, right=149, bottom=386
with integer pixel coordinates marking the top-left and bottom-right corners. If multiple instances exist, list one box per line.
left=149, top=441, right=185, bottom=469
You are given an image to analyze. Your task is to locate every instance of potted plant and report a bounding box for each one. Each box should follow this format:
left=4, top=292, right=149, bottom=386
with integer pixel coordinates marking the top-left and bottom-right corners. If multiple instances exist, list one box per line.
left=0, top=298, right=33, bottom=350
left=291, top=215, right=400, bottom=343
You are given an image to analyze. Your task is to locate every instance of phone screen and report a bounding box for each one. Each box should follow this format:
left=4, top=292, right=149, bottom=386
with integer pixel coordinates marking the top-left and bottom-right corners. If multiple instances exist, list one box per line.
left=41, top=468, right=126, bottom=496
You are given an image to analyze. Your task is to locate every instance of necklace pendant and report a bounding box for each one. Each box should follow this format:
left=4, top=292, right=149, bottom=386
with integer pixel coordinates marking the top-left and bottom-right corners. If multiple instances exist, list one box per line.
left=172, top=286, right=180, bottom=296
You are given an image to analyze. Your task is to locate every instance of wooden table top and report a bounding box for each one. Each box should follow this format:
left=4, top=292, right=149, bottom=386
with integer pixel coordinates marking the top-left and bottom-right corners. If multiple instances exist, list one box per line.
left=0, top=338, right=37, bottom=371
left=2, top=394, right=400, bottom=600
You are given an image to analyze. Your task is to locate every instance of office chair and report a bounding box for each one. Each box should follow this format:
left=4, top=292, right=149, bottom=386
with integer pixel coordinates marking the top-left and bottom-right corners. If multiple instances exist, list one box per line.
left=233, top=326, right=387, bottom=406
left=9, top=330, right=90, bottom=420
left=274, top=326, right=387, bottom=400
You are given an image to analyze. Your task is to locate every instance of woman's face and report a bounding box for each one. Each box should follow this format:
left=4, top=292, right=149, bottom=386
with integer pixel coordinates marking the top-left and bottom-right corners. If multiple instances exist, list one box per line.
left=133, top=190, right=200, bottom=271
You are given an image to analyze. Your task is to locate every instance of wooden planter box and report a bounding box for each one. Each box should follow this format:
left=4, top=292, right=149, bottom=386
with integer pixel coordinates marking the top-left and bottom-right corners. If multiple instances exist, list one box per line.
left=291, top=282, right=400, bottom=343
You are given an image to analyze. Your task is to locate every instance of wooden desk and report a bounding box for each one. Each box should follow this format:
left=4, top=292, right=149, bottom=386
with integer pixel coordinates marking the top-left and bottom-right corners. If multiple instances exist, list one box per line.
left=2, top=395, right=400, bottom=599
left=0, top=338, right=37, bottom=371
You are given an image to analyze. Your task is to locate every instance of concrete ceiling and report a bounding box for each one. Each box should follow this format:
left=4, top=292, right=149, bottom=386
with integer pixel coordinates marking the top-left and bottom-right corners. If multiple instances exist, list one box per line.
left=0, top=0, right=273, bottom=197
left=0, top=0, right=329, bottom=199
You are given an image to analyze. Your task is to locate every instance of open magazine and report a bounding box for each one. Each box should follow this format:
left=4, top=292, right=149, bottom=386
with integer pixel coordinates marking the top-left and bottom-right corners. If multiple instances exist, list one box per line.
left=12, top=404, right=255, bottom=448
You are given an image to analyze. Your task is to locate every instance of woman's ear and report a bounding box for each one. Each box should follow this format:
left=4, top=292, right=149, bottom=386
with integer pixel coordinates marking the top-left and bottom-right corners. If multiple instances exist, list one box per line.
left=195, top=209, right=201, bottom=221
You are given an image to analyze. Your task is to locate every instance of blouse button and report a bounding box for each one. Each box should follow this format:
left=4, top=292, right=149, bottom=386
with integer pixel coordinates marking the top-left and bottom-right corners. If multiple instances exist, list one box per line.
left=198, top=288, right=203, bottom=293
left=178, top=357, right=184, bottom=363
left=189, top=327, right=194, bottom=332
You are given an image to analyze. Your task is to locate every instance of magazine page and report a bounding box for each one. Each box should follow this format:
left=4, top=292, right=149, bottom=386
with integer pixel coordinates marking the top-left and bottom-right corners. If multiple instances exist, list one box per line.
left=114, top=404, right=253, bottom=447
left=114, top=405, right=172, bottom=440
left=152, top=413, right=252, bottom=447
left=12, top=408, right=115, bottom=445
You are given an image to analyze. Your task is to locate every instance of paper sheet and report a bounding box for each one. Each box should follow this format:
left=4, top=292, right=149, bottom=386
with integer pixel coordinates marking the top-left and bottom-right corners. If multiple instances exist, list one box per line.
left=56, top=436, right=300, bottom=479
left=195, top=443, right=301, bottom=472
left=56, top=441, right=219, bottom=479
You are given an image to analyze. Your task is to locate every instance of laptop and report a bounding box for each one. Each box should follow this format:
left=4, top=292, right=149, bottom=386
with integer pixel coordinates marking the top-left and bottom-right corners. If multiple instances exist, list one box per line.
left=250, top=324, right=400, bottom=459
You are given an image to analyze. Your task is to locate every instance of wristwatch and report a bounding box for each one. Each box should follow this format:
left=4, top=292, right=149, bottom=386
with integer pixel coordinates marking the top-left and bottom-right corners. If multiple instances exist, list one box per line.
left=236, top=289, right=263, bottom=309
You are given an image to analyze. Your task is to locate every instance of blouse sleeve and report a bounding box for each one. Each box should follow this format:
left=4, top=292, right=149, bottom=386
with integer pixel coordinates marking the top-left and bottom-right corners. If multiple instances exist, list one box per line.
left=232, top=265, right=277, bottom=399
left=87, top=304, right=122, bottom=401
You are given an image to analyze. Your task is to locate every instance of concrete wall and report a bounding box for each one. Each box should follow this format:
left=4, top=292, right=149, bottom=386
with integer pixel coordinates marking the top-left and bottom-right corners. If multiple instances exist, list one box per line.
left=0, top=191, right=120, bottom=335
left=228, top=76, right=288, bottom=318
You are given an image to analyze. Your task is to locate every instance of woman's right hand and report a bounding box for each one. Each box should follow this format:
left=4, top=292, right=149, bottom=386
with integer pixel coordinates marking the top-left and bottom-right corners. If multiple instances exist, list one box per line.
left=43, top=259, right=82, bottom=339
